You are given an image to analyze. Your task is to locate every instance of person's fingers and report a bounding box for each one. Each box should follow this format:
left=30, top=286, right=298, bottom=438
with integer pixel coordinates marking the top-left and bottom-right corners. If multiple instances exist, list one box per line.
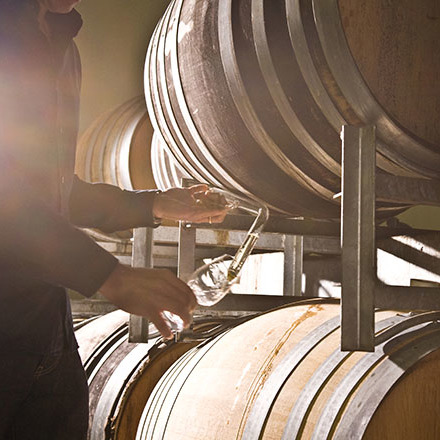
left=210, top=212, right=228, bottom=223
left=188, top=184, right=209, bottom=196
left=162, top=194, right=213, bottom=215
left=161, top=304, right=193, bottom=329
left=142, top=286, right=194, bottom=335
left=158, top=284, right=197, bottom=314
left=195, top=190, right=227, bottom=208
left=189, top=208, right=229, bottom=223
left=149, top=313, right=174, bottom=340
left=156, top=269, right=197, bottom=309
left=177, top=310, right=193, bottom=328
left=157, top=187, right=230, bottom=224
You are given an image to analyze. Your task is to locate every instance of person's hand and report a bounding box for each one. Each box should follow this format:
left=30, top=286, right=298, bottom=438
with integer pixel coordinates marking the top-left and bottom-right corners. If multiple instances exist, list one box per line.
left=99, top=264, right=197, bottom=339
left=153, top=184, right=229, bottom=224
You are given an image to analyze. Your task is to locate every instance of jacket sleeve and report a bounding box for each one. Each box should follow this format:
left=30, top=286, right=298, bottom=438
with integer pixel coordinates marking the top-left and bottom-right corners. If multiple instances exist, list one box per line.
left=69, top=176, right=160, bottom=232
left=0, top=158, right=118, bottom=298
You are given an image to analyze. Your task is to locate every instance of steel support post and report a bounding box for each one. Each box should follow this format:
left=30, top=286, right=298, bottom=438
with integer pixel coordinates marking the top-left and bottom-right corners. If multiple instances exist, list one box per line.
left=177, top=223, right=196, bottom=281
left=341, top=125, right=376, bottom=352
left=129, top=227, right=154, bottom=343
left=178, top=178, right=198, bottom=281
left=283, top=235, right=304, bottom=296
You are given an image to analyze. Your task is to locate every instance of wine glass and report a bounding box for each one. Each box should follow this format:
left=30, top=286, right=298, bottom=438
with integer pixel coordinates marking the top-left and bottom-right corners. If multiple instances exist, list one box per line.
left=163, top=188, right=269, bottom=332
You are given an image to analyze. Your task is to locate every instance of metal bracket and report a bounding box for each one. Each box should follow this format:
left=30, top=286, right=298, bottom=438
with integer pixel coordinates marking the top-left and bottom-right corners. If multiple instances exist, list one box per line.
left=129, top=227, right=154, bottom=343
left=283, top=235, right=304, bottom=296
left=341, top=125, right=440, bottom=352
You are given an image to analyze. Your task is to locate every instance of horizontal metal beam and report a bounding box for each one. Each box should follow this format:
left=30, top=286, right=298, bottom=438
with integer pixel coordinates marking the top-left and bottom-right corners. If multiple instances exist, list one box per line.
left=202, top=293, right=326, bottom=312
left=376, top=173, right=440, bottom=206
left=378, top=235, right=440, bottom=277
left=70, top=294, right=322, bottom=320
left=193, top=214, right=430, bottom=238
left=71, top=300, right=118, bottom=316
left=375, top=284, right=440, bottom=310
left=99, top=227, right=341, bottom=255
left=222, top=215, right=341, bottom=236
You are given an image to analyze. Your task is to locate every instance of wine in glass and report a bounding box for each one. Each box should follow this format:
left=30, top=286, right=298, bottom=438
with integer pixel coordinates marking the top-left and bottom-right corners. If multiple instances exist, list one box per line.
left=163, top=188, right=269, bottom=332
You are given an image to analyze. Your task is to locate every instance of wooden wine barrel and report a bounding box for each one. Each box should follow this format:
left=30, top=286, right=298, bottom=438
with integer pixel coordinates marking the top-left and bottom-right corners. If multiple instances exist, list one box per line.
left=135, top=301, right=440, bottom=439
left=151, top=131, right=191, bottom=190
left=75, top=97, right=183, bottom=241
left=75, top=310, right=129, bottom=364
left=144, top=0, right=440, bottom=218
left=75, top=97, right=156, bottom=241
left=75, top=96, right=156, bottom=192
left=75, top=310, right=240, bottom=440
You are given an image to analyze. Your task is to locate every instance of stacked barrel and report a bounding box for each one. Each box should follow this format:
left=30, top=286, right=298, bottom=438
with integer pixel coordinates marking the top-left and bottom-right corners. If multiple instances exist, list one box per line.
left=135, top=302, right=440, bottom=439
left=144, top=0, right=440, bottom=218
left=76, top=303, right=440, bottom=439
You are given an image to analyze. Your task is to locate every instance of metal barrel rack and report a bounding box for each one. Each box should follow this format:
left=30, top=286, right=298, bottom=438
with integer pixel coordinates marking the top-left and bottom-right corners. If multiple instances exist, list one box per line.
left=341, top=125, right=440, bottom=351
left=129, top=126, right=440, bottom=349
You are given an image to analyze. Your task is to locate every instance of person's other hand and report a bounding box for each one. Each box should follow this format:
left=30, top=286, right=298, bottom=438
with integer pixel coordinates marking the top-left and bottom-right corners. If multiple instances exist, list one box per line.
left=99, top=264, right=197, bottom=339
left=153, top=184, right=229, bottom=224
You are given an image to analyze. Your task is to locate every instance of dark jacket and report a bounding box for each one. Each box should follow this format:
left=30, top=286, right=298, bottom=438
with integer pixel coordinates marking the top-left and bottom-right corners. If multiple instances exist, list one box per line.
left=0, top=0, right=158, bottom=353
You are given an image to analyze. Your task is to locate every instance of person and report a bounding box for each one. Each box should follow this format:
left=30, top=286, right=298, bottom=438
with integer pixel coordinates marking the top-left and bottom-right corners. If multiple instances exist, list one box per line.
left=0, top=0, right=228, bottom=438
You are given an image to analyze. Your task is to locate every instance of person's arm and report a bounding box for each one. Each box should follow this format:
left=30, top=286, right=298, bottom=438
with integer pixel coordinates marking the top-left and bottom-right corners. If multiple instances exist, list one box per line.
left=0, top=165, right=197, bottom=339
left=69, top=175, right=160, bottom=231
left=69, top=176, right=229, bottom=231
left=69, top=177, right=231, bottom=338
left=0, top=159, right=118, bottom=297
left=99, top=264, right=197, bottom=339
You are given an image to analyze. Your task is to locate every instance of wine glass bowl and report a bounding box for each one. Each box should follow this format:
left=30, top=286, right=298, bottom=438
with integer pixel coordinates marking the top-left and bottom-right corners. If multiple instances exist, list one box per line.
left=163, top=254, right=236, bottom=332
left=187, top=254, right=235, bottom=306
left=163, top=187, right=269, bottom=334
